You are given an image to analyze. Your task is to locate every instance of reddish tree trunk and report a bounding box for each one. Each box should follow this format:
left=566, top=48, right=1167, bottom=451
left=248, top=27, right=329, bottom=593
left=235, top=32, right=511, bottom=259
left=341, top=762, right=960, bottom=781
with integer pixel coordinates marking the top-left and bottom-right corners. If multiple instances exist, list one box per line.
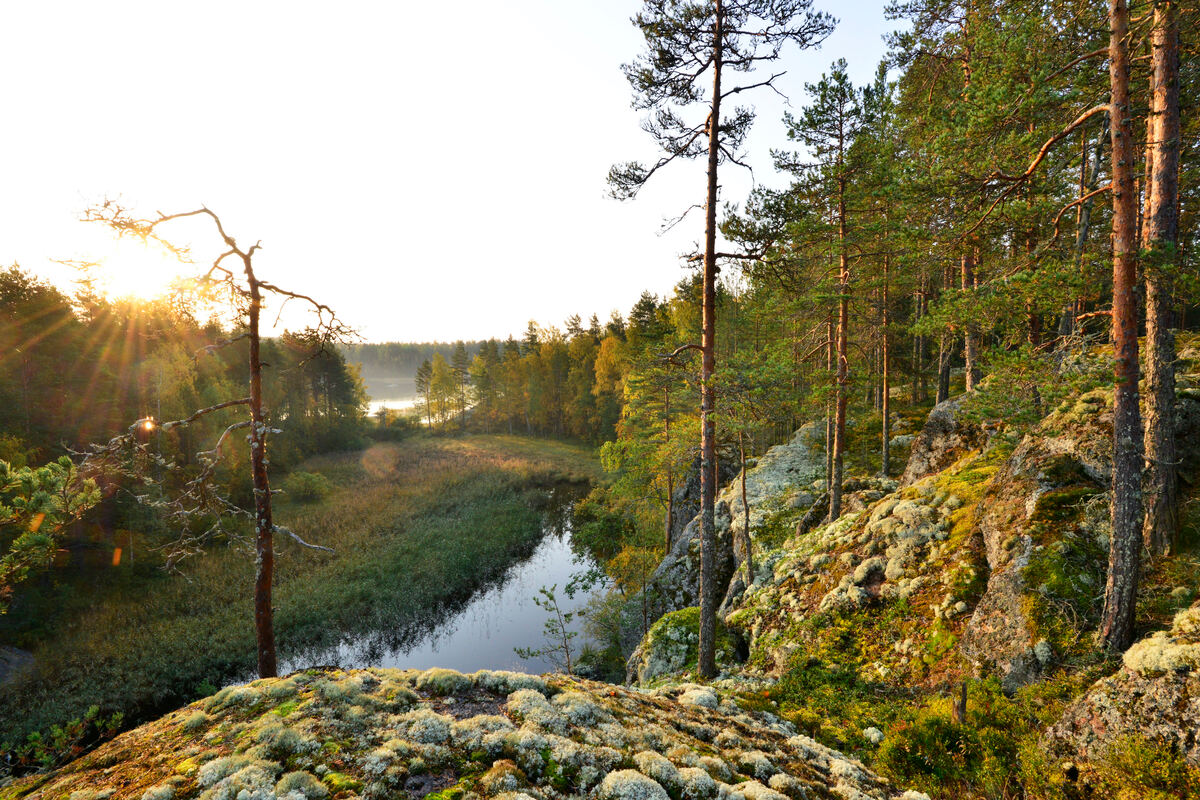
left=247, top=263, right=277, bottom=679
left=830, top=172, right=849, bottom=520
left=1143, top=0, right=1180, bottom=557
left=1099, top=0, right=1144, bottom=653
left=962, top=249, right=980, bottom=391
left=882, top=252, right=891, bottom=476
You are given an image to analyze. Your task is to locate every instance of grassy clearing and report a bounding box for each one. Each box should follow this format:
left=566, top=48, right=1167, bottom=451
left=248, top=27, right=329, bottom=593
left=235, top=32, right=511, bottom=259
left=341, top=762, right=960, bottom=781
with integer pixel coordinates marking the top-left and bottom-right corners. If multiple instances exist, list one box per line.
left=0, top=435, right=597, bottom=754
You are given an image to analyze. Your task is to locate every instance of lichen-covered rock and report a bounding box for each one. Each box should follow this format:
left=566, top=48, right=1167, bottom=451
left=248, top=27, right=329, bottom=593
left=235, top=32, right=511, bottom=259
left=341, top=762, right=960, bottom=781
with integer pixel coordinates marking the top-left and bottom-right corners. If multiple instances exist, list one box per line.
left=722, top=456, right=986, bottom=686
left=1044, top=614, right=1200, bottom=764
left=3, top=668, right=918, bottom=800
left=597, top=770, right=671, bottom=800
left=961, top=398, right=1111, bottom=692
left=899, top=397, right=988, bottom=487
left=619, top=426, right=825, bottom=656
left=625, top=607, right=741, bottom=685
left=1122, top=607, right=1200, bottom=676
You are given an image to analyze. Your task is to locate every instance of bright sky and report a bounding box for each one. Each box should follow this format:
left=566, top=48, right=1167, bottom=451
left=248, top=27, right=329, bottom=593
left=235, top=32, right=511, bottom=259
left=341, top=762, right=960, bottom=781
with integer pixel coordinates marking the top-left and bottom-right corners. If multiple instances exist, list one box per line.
left=1, top=1, right=895, bottom=343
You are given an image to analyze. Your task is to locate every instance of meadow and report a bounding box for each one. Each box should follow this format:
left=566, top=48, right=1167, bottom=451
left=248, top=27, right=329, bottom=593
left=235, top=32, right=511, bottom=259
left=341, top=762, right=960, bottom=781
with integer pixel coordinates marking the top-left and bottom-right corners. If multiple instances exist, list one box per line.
left=0, top=435, right=598, bottom=759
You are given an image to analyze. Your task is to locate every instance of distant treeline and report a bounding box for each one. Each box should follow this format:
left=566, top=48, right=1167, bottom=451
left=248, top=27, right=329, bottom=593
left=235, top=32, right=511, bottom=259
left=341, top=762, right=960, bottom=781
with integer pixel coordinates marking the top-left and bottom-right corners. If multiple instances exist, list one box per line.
left=0, top=265, right=367, bottom=473
left=341, top=342, right=484, bottom=378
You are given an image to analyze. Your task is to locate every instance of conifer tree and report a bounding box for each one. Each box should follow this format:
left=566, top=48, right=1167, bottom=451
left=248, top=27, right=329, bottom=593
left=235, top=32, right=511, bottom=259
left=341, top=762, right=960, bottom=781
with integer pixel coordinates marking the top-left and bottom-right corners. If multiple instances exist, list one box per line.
left=452, top=341, right=470, bottom=429
left=1142, top=0, right=1182, bottom=556
left=1100, top=0, right=1143, bottom=653
left=415, top=359, right=433, bottom=431
left=610, top=0, right=832, bottom=679
left=777, top=58, right=867, bottom=519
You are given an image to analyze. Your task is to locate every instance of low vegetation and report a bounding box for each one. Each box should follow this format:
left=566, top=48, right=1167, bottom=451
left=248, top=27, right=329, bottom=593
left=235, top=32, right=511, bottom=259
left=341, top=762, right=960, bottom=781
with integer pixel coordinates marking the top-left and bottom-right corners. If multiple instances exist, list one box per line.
left=0, top=436, right=598, bottom=767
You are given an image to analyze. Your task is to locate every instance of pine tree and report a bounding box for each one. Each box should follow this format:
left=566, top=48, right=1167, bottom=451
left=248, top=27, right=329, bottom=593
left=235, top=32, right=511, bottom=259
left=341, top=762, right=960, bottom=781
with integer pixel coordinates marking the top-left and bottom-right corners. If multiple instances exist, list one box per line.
left=610, top=0, right=832, bottom=679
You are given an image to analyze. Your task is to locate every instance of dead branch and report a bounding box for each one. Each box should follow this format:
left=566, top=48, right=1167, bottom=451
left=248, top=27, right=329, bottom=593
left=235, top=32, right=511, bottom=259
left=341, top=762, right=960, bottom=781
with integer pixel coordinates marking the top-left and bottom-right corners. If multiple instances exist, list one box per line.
left=160, top=399, right=253, bottom=431
left=275, top=525, right=335, bottom=553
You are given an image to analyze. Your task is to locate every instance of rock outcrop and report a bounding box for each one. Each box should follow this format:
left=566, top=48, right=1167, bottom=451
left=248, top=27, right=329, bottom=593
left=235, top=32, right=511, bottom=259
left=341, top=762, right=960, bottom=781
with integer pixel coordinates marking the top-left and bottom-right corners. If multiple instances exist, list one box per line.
left=619, top=426, right=826, bottom=657
left=2, top=667, right=925, bottom=800
left=624, top=608, right=741, bottom=686
left=961, top=391, right=1112, bottom=692
left=724, top=471, right=977, bottom=681
left=1044, top=607, right=1200, bottom=764
left=898, top=397, right=987, bottom=488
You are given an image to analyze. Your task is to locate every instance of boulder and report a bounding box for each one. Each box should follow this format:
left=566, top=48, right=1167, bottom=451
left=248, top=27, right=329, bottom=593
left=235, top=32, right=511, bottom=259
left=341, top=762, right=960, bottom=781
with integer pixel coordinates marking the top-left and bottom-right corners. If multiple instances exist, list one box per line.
left=1044, top=607, right=1200, bottom=765
left=899, top=397, right=988, bottom=487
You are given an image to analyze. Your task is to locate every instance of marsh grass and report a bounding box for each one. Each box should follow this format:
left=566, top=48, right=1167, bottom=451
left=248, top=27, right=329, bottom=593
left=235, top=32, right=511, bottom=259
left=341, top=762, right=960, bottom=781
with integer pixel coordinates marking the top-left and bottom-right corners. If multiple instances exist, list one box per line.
left=0, top=435, right=597, bottom=753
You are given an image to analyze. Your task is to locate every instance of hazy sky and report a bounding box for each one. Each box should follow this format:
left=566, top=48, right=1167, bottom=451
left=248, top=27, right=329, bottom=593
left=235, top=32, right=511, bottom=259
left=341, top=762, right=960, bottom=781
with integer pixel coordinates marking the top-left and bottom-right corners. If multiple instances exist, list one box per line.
left=2, top=1, right=896, bottom=343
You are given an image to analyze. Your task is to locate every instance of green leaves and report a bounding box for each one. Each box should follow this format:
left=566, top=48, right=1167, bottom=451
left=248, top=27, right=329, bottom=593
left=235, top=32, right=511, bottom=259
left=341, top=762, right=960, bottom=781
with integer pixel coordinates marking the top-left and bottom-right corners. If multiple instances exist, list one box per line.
left=0, top=457, right=100, bottom=612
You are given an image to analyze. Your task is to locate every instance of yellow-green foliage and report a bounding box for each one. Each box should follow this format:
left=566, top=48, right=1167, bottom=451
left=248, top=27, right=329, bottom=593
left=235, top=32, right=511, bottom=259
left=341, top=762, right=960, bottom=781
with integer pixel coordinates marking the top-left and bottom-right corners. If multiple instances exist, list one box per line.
left=1075, top=736, right=1200, bottom=800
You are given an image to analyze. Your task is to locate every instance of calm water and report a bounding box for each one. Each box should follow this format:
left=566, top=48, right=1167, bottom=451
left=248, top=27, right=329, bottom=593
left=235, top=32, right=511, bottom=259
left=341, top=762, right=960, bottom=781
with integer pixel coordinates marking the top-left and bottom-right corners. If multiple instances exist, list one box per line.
left=279, top=494, right=603, bottom=675
left=367, top=396, right=419, bottom=416
left=363, top=376, right=418, bottom=417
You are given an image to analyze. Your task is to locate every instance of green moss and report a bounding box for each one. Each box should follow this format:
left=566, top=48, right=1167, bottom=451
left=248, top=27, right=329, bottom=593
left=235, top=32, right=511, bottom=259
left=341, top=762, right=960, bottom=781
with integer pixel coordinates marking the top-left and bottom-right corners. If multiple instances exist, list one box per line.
left=754, top=506, right=806, bottom=550
left=540, top=748, right=574, bottom=793
left=1028, top=486, right=1100, bottom=541
left=1022, top=493, right=1107, bottom=659
left=642, top=607, right=739, bottom=679
left=320, top=771, right=363, bottom=795
left=273, top=702, right=299, bottom=719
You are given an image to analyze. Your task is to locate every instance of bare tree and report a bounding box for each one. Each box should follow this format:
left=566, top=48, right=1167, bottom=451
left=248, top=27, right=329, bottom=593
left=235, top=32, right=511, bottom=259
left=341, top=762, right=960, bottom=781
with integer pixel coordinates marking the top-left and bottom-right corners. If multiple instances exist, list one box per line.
left=84, top=203, right=351, bottom=678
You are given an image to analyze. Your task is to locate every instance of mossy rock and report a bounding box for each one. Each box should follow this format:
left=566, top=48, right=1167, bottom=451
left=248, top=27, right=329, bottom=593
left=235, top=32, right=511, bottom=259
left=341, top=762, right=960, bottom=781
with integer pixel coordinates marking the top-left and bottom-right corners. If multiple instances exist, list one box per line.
left=631, top=607, right=740, bottom=685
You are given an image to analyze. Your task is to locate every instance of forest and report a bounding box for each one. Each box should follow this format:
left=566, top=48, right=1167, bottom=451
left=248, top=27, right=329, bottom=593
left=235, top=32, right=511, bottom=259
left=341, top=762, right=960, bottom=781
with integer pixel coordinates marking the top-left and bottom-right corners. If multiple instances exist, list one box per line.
left=2, top=0, right=1200, bottom=798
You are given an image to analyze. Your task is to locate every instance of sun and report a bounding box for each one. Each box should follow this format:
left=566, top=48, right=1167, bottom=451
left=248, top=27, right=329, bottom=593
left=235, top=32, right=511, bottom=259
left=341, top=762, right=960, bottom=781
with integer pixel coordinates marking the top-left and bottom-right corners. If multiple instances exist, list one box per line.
left=95, top=236, right=192, bottom=301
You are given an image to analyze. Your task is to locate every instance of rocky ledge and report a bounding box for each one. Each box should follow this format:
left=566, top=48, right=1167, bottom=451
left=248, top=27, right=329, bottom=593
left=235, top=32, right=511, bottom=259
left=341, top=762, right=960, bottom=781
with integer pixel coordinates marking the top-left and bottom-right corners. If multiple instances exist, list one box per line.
left=1, top=668, right=928, bottom=800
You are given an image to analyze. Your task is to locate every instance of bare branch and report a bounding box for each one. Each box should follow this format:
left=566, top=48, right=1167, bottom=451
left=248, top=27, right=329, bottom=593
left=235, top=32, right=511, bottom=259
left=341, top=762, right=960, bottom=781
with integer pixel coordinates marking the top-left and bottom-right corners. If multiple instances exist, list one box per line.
left=963, top=104, right=1110, bottom=238
left=274, top=525, right=335, bottom=553
left=195, top=333, right=251, bottom=360
left=1049, top=184, right=1113, bottom=244
left=160, top=399, right=253, bottom=431
left=721, top=71, right=786, bottom=100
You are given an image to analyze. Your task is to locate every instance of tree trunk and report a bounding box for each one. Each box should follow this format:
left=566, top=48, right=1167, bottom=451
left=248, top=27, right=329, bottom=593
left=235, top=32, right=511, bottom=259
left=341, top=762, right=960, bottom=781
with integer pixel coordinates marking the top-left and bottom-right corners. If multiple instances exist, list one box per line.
left=882, top=253, right=891, bottom=477
left=962, top=249, right=980, bottom=391
left=830, top=173, right=849, bottom=521
left=1062, top=117, right=1111, bottom=339
left=247, top=263, right=277, bottom=679
left=937, top=264, right=952, bottom=403
left=1099, top=0, right=1144, bottom=653
left=1143, top=0, right=1180, bottom=557
left=697, top=0, right=723, bottom=680
left=936, top=335, right=952, bottom=403
left=738, top=432, right=754, bottom=587
left=826, top=315, right=834, bottom=491
left=664, top=384, right=674, bottom=552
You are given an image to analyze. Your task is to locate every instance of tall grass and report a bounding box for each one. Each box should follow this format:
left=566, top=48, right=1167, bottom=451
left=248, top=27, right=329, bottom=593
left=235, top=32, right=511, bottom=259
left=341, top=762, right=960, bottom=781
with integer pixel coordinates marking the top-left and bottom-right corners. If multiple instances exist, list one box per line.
left=0, top=435, right=597, bottom=750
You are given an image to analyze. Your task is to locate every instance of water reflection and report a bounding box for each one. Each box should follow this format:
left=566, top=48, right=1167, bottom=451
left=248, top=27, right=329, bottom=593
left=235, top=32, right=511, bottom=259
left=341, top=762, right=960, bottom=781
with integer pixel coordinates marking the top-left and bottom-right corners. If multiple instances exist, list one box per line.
left=279, top=489, right=602, bottom=675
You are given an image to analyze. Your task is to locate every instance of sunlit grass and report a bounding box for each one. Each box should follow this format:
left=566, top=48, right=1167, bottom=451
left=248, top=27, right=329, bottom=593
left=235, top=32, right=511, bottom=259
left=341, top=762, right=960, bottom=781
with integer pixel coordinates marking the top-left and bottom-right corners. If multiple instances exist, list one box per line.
left=0, top=435, right=598, bottom=750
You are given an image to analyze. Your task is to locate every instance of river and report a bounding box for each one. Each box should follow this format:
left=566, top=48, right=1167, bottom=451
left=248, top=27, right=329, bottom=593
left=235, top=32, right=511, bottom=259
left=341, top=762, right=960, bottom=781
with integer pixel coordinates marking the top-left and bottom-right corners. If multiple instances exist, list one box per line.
left=279, top=491, right=604, bottom=675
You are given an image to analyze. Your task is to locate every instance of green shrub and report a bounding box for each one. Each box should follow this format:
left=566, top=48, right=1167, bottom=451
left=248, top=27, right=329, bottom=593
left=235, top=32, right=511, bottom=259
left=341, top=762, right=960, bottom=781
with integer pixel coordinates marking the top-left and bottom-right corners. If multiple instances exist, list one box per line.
left=282, top=471, right=333, bottom=503
left=1085, top=736, right=1200, bottom=800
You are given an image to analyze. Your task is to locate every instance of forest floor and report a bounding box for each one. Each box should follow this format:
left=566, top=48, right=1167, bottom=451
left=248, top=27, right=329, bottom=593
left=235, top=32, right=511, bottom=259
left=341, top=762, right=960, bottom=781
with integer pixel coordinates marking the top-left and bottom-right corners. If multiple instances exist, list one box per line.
left=0, top=434, right=599, bottom=761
